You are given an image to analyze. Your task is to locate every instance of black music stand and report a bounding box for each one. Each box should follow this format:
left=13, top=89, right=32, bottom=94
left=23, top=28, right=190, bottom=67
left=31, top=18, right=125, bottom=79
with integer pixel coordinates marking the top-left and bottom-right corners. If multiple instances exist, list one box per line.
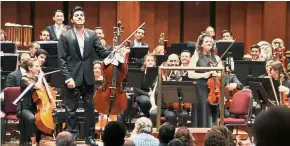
left=0, top=41, right=16, bottom=53
left=216, top=41, right=244, bottom=60
left=129, top=46, right=149, bottom=63
left=234, top=60, right=266, bottom=85
left=126, top=68, right=144, bottom=88
left=248, top=77, right=280, bottom=109
left=161, top=81, right=198, bottom=126
left=142, top=67, right=158, bottom=90
left=168, top=42, right=196, bottom=55
left=38, top=41, right=58, bottom=56
left=155, top=55, right=168, bottom=66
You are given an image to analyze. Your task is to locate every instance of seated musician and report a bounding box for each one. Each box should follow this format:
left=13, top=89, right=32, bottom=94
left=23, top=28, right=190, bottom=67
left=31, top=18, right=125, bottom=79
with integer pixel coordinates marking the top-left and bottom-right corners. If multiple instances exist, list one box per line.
left=39, top=29, right=50, bottom=41
left=94, top=27, right=113, bottom=61
left=180, top=50, right=191, bottom=77
left=35, top=49, right=48, bottom=67
left=93, top=60, right=104, bottom=81
left=16, top=58, right=42, bottom=146
left=130, top=27, right=148, bottom=47
left=188, top=34, right=223, bottom=127
left=28, top=42, right=40, bottom=58
left=244, top=44, right=265, bottom=61
left=221, top=30, right=233, bottom=41
left=0, top=29, right=7, bottom=41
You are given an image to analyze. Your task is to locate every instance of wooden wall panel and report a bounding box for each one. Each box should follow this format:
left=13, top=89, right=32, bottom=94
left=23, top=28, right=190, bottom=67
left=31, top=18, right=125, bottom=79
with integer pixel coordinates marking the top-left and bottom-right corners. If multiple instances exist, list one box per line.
left=83, top=2, right=100, bottom=30
left=215, top=2, right=230, bottom=40
left=167, top=2, right=180, bottom=45
left=287, top=2, right=290, bottom=50
left=154, top=2, right=169, bottom=51
left=230, top=2, right=246, bottom=43
left=140, top=2, right=155, bottom=50
left=245, top=2, right=263, bottom=53
left=263, top=2, right=287, bottom=44
left=34, top=1, right=63, bottom=41
left=99, top=2, right=117, bottom=46
left=117, top=1, right=140, bottom=43
left=184, top=1, right=210, bottom=42
left=1, top=2, right=18, bottom=29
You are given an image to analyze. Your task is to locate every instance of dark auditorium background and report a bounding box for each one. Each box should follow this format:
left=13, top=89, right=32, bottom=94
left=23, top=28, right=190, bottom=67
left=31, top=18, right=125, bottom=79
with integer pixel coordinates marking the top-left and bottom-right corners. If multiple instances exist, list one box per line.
left=1, top=1, right=290, bottom=53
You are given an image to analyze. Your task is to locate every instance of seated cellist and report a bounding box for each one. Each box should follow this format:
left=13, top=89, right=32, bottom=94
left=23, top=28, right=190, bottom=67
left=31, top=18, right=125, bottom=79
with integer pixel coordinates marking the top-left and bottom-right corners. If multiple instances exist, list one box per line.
left=17, top=58, right=42, bottom=146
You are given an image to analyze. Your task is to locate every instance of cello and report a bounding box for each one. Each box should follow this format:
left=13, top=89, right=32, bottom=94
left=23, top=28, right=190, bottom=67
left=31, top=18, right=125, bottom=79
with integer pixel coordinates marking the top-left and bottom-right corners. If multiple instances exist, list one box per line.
left=93, top=22, right=145, bottom=115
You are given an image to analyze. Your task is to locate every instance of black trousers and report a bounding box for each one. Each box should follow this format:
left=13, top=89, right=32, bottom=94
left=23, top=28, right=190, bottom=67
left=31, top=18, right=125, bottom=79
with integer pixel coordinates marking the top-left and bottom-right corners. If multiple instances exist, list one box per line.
left=17, top=109, right=41, bottom=144
left=63, top=82, right=95, bottom=138
left=191, top=79, right=218, bottom=128
left=136, top=95, right=151, bottom=117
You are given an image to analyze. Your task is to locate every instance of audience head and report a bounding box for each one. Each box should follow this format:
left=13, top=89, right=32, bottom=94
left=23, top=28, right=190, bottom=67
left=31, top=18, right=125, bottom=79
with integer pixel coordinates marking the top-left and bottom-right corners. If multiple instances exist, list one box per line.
left=222, top=30, right=233, bottom=40
left=206, top=26, right=215, bottom=38
left=175, top=127, right=196, bottom=146
left=253, top=106, right=290, bottom=146
left=141, top=53, right=156, bottom=71
left=23, top=58, right=40, bottom=75
left=29, top=42, right=40, bottom=57
left=35, top=49, right=48, bottom=66
left=70, top=6, right=85, bottom=27
left=53, top=9, right=65, bottom=25
left=197, top=34, right=214, bottom=54
left=210, top=125, right=235, bottom=146
left=102, top=121, right=127, bottom=146
left=95, top=27, right=105, bottom=39
left=167, top=54, right=180, bottom=67
left=250, top=44, right=261, bottom=60
left=168, top=138, right=185, bottom=146
left=159, top=122, right=176, bottom=144
left=39, top=29, right=50, bottom=41
left=55, top=131, right=76, bottom=146
left=134, top=117, right=153, bottom=133
left=134, top=27, right=146, bottom=42
left=204, top=129, right=229, bottom=146
left=0, top=29, right=7, bottom=41
left=180, top=50, right=191, bottom=66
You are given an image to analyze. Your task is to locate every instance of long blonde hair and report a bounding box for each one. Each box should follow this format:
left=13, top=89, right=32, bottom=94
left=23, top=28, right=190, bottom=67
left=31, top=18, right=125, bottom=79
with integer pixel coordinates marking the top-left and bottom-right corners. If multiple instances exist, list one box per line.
left=141, top=53, right=156, bottom=71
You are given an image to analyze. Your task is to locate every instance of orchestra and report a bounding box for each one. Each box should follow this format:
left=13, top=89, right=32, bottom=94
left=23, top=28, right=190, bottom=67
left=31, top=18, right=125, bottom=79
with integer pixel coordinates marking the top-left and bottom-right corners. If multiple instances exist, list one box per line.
left=1, top=4, right=290, bottom=146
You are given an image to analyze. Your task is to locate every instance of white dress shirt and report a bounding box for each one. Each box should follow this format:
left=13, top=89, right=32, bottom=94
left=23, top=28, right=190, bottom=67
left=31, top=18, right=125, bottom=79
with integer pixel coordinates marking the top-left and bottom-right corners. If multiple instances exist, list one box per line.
left=54, top=24, right=64, bottom=39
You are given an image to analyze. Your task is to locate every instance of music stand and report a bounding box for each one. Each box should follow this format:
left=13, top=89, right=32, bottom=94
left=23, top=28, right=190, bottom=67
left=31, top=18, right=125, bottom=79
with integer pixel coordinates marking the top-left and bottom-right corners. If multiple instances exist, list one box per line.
left=129, top=46, right=149, bottom=63
left=247, top=77, right=280, bottom=108
left=155, top=55, right=168, bottom=66
left=1, top=55, right=18, bottom=72
left=0, top=41, right=16, bottom=53
left=234, top=60, right=266, bottom=85
left=216, top=41, right=244, bottom=60
left=38, top=41, right=58, bottom=56
left=161, top=81, right=198, bottom=126
left=125, top=68, right=144, bottom=88
left=128, top=62, right=142, bottom=69
left=142, top=67, right=158, bottom=90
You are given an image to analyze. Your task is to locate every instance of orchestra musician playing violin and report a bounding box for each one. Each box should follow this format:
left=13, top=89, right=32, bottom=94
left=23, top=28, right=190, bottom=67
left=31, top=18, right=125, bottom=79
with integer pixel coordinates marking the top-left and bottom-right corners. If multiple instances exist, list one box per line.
left=57, top=6, right=121, bottom=146
left=17, top=58, right=42, bottom=146
left=188, top=34, right=223, bottom=127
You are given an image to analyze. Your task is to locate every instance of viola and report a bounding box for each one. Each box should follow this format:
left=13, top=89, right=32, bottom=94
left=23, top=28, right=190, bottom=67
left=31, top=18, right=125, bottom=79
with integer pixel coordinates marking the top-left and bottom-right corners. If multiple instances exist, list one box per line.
left=207, top=76, right=221, bottom=106
left=32, top=76, right=56, bottom=134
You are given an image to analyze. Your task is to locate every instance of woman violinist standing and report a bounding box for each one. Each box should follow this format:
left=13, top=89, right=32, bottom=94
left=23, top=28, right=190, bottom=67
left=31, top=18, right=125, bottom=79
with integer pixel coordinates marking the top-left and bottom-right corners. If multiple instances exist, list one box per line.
left=188, top=34, right=223, bottom=127
left=17, top=58, right=42, bottom=146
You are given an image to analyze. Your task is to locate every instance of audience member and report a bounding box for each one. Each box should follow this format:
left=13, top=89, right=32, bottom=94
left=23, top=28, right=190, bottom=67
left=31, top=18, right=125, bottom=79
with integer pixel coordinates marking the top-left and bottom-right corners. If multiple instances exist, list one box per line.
left=102, top=121, right=127, bottom=146
left=159, top=122, right=176, bottom=146
left=55, top=131, right=76, bottom=146
left=174, top=127, right=196, bottom=146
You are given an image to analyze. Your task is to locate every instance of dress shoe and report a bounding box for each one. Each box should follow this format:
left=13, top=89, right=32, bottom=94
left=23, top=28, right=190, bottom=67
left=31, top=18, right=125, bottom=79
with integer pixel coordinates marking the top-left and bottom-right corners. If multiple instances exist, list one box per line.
left=85, top=136, right=98, bottom=146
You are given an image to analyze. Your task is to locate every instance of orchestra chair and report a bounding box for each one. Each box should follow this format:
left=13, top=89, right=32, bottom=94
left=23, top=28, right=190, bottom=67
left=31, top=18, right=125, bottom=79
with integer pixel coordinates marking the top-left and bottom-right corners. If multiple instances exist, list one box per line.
left=221, top=89, right=253, bottom=139
left=2, top=87, right=21, bottom=144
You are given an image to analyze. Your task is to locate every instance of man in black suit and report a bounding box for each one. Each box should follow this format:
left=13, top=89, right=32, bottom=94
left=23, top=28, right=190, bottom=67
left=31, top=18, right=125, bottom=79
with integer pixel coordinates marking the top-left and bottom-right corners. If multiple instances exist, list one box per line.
left=5, top=53, right=30, bottom=87
left=93, top=27, right=112, bottom=61
left=130, top=27, right=148, bottom=48
left=58, top=6, right=114, bottom=146
left=46, top=10, right=71, bottom=41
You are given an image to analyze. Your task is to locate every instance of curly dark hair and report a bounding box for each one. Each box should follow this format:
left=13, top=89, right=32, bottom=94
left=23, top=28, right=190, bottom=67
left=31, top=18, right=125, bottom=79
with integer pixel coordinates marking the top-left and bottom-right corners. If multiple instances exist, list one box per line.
left=174, top=127, right=196, bottom=146
left=204, top=129, right=229, bottom=146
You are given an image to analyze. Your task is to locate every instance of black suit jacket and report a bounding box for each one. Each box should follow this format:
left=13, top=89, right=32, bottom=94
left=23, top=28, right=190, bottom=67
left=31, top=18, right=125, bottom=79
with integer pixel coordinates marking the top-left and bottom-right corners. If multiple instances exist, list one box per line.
left=130, top=41, right=148, bottom=48
left=58, top=28, right=112, bottom=86
left=5, top=69, right=22, bottom=88
left=46, top=25, right=71, bottom=41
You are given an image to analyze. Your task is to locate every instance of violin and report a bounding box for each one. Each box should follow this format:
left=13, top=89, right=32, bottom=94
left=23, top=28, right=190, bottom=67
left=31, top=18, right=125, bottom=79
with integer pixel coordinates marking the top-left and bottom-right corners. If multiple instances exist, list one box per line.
left=32, top=74, right=56, bottom=134
left=93, top=21, right=128, bottom=115
left=207, top=60, right=221, bottom=106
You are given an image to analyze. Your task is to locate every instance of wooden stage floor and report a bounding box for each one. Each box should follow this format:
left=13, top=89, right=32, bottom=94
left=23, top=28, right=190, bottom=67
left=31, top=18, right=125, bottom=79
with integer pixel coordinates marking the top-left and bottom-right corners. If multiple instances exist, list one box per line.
left=3, top=128, right=248, bottom=146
